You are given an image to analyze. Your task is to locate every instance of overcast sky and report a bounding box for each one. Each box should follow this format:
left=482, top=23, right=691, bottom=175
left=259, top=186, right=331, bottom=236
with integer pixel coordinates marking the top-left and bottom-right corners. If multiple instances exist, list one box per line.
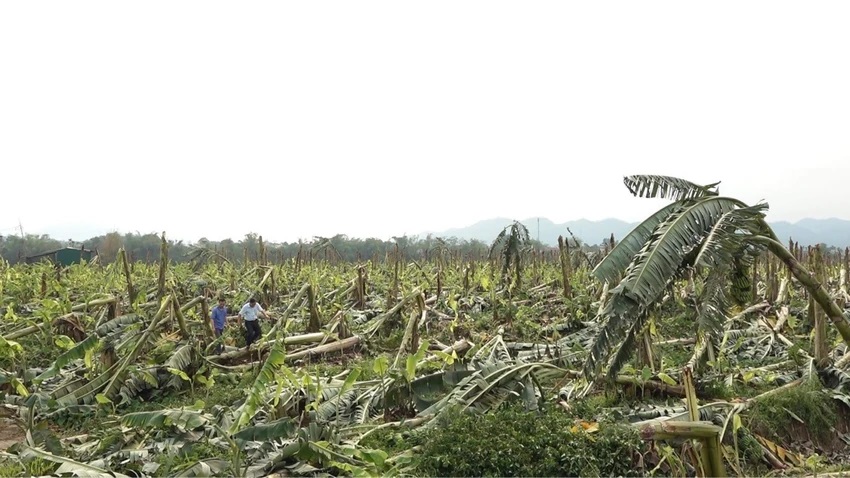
left=2, top=1, right=849, bottom=243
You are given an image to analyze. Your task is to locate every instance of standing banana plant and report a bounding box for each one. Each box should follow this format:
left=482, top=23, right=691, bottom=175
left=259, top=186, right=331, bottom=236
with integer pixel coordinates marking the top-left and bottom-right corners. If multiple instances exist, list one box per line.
left=489, top=221, right=531, bottom=290
left=583, top=175, right=850, bottom=382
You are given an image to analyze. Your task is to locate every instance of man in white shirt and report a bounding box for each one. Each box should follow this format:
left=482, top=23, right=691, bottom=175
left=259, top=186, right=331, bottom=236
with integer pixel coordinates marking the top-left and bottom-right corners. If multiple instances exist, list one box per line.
left=239, top=297, right=268, bottom=348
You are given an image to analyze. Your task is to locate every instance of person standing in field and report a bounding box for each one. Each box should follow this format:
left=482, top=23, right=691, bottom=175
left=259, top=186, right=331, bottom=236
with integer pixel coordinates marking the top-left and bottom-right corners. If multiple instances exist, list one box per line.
left=239, top=297, right=268, bottom=348
left=210, top=297, right=228, bottom=354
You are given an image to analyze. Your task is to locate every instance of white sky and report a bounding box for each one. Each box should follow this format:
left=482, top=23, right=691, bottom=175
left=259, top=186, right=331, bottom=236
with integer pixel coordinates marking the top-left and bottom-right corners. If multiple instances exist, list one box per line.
left=2, top=1, right=849, bottom=243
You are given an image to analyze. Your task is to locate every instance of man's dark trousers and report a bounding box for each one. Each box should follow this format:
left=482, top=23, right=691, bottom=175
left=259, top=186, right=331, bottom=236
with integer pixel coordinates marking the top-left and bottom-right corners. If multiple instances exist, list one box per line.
left=245, top=320, right=261, bottom=347
left=214, top=328, right=224, bottom=354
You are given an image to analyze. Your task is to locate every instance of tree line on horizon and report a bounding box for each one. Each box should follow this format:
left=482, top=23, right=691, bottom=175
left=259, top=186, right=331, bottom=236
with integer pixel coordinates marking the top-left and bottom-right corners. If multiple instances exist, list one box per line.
left=3, top=228, right=840, bottom=267
left=0, top=230, right=573, bottom=265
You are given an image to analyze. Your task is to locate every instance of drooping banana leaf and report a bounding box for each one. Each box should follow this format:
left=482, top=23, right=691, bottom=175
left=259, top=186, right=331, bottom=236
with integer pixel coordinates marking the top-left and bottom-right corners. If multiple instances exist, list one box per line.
left=101, top=299, right=173, bottom=400
left=174, top=459, right=232, bottom=477
left=230, top=344, right=287, bottom=433
left=418, top=361, right=554, bottom=418
left=582, top=293, right=643, bottom=380
left=19, top=445, right=118, bottom=477
left=692, top=204, right=769, bottom=269
left=593, top=202, right=685, bottom=285
left=53, top=362, right=121, bottom=405
left=35, top=334, right=100, bottom=384
left=36, top=314, right=147, bottom=385
left=164, top=343, right=195, bottom=390
left=233, top=418, right=297, bottom=443
left=696, top=285, right=732, bottom=337
left=603, top=306, right=651, bottom=380
left=94, top=314, right=142, bottom=337
left=120, top=408, right=212, bottom=431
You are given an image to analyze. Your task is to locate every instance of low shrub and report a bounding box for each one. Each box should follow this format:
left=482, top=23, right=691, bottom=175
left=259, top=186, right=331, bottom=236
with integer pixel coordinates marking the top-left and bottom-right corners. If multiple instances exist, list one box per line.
left=415, top=404, right=643, bottom=477
left=747, top=378, right=836, bottom=443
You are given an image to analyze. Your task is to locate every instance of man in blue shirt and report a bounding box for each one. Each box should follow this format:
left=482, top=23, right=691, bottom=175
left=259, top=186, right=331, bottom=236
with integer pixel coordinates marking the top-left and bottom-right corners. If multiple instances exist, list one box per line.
left=210, top=297, right=228, bottom=354
left=239, top=297, right=268, bottom=348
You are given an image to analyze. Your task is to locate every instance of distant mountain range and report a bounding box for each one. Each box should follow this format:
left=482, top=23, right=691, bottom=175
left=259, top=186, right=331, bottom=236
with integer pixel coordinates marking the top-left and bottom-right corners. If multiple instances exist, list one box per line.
left=422, top=217, right=850, bottom=248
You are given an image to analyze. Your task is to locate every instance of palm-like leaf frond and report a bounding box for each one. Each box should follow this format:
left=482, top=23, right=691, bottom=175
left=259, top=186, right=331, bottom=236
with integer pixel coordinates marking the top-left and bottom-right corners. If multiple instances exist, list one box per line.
left=693, top=203, right=769, bottom=269
left=617, top=197, right=746, bottom=306
left=695, top=266, right=732, bottom=341
left=623, top=175, right=720, bottom=201
left=488, top=221, right=530, bottom=278
left=605, top=307, right=651, bottom=380
left=186, top=245, right=231, bottom=267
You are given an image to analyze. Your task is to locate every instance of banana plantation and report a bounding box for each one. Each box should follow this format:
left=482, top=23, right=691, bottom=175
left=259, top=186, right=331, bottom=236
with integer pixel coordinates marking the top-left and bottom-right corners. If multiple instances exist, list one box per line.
left=2, top=175, right=850, bottom=477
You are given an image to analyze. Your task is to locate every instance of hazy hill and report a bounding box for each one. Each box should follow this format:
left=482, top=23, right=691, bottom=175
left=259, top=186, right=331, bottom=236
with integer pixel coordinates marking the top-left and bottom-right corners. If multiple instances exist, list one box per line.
left=423, top=217, right=850, bottom=248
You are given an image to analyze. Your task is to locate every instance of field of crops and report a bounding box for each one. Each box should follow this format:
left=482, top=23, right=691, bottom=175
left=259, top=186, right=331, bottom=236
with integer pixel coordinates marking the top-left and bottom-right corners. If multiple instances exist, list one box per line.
left=1, top=176, right=850, bottom=477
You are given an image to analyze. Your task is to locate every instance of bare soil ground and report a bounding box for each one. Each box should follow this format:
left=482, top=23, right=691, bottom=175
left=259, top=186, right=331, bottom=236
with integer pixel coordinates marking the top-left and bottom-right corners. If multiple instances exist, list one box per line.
left=0, top=418, right=24, bottom=451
